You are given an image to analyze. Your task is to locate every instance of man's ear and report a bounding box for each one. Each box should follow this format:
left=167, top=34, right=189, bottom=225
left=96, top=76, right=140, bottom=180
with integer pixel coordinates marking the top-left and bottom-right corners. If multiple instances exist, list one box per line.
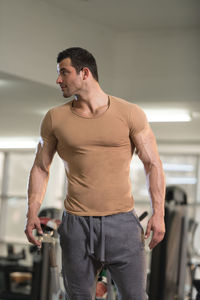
left=81, top=67, right=90, bottom=80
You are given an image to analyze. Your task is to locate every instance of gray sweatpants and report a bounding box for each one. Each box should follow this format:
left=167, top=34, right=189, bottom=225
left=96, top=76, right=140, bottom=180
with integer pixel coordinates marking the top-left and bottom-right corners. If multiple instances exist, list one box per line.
left=58, top=209, right=148, bottom=300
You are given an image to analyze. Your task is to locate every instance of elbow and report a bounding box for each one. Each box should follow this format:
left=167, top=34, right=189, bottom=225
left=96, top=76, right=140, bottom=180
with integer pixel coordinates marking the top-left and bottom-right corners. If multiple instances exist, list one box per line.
left=143, top=161, right=154, bottom=174
left=31, top=162, right=50, bottom=177
left=144, top=158, right=163, bottom=175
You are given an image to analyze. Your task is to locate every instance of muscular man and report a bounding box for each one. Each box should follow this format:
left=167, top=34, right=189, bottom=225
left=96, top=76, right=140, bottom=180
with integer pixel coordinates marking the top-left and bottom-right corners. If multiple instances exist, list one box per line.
left=25, top=47, right=165, bottom=300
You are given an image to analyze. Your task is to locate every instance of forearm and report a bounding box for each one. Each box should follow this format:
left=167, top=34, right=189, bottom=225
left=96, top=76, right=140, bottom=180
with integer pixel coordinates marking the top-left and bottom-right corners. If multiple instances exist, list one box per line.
left=26, top=164, right=49, bottom=217
left=132, top=125, right=166, bottom=248
left=145, top=159, right=165, bottom=216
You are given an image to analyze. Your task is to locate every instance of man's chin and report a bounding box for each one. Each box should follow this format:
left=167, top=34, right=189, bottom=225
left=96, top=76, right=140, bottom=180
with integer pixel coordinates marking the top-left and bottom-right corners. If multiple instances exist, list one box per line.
left=63, top=92, right=72, bottom=98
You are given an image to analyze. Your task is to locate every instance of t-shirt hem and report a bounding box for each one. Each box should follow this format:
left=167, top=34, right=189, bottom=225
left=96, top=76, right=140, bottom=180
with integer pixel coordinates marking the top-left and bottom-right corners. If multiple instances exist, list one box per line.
left=64, top=206, right=135, bottom=217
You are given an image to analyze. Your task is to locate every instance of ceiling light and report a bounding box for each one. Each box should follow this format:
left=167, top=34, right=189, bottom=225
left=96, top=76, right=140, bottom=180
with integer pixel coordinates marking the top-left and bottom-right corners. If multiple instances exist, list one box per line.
left=0, top=79, right=9, bottom=87
left=0, top=138, right=37, bottom=149
left=166, top=177, right=197, bottom=185
left=143, top=109, right=191, bottom=122
left=163, top=163, right=194, bottom=172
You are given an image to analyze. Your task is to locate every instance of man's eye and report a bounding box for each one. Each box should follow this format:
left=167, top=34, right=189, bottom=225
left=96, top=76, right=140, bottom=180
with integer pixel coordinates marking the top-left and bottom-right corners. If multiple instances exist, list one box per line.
left=61, top=70, right=67, bottom=76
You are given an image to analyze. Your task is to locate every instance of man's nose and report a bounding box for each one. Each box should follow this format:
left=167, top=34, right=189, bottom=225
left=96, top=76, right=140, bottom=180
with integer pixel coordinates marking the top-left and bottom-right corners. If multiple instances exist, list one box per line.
left=56, top=75, right=62, bottom=84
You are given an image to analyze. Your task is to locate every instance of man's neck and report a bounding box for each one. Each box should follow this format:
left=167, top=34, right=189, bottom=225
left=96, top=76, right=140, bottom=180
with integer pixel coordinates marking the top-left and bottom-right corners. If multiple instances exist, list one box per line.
left=73, top=85, right=108, bottom=114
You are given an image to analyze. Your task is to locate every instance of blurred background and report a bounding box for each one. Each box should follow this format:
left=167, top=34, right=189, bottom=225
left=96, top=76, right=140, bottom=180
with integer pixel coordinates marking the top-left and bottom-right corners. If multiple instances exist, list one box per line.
left=0, top=0, right=200, bottom=299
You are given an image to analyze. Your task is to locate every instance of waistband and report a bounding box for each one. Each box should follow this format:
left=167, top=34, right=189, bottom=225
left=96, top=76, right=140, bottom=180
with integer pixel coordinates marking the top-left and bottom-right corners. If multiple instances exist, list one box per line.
left=65, top=209, right=135, bottom=263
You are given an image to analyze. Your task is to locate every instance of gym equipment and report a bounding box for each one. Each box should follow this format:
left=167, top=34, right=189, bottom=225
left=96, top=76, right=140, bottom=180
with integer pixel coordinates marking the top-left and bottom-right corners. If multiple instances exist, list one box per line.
left=148, top=185, right=188, bottom=300
left=0, top=207, right=64, bottom=300
left=0, top=244, right=32, bottom=299
left=32, top=216, right=65, bottom=300
left=187, top=219, right=200, bottom=300
left=29, top=207, right=64, bottom=300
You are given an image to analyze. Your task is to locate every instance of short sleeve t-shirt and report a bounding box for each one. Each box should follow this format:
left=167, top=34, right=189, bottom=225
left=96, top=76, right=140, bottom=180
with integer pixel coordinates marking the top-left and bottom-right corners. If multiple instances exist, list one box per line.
left=39, top=95, right=148, bottom=216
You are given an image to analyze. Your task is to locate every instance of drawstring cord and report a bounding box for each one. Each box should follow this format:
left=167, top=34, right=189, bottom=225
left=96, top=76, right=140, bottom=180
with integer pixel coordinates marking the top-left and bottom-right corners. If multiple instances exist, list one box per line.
left=89, top=216, right=94, bottom=255
left=100, top=216, right=105, bottom=262
left=89, top=216, right=105, bottom=263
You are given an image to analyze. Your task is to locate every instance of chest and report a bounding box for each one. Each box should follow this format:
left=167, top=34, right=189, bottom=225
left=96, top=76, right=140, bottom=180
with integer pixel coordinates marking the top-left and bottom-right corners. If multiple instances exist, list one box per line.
left=54, top=116, right=130, bottom=149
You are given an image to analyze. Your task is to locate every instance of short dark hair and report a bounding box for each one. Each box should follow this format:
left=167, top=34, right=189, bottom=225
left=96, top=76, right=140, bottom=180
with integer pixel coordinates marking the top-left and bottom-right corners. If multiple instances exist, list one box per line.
left=57, top=47, right=99, bottom=82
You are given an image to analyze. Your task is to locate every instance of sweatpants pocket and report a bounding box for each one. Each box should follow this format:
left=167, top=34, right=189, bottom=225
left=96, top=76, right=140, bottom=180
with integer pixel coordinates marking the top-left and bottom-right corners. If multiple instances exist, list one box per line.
left=57, top=210, right=68, bottom=235
left=131, top=210, right=146, bottom=248
left=131, top=209, right=144, bottom=233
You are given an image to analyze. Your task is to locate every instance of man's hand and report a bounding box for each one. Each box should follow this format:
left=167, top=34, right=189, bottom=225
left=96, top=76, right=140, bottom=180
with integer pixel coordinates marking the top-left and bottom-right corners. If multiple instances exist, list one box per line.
left=25, top=216, right=43, bottom=246
left=145, top=214, right=165, bottom=250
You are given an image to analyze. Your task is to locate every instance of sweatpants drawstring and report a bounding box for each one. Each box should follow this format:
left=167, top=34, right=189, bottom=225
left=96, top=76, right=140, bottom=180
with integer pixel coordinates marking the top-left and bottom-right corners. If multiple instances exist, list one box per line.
left=100, top=216, right=105, bottom=262
left=89, top=216, right=105, bottom=263
left=89, top=216, right=94, bottom=255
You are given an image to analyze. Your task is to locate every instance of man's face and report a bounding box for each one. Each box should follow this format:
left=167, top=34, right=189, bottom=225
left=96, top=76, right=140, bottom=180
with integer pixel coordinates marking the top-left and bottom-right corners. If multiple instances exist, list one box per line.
left=56, top=58, right=82, bottom=98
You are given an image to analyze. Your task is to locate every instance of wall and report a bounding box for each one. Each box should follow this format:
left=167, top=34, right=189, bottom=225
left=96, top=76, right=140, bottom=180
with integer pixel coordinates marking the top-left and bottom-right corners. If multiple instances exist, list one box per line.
left=0, top=0, right=117, bottom=92
left=1, top=1, right=200, bottom=143
left=113, top=28, right=200, bottom=142
left=113, top=28, right=200, bottom=102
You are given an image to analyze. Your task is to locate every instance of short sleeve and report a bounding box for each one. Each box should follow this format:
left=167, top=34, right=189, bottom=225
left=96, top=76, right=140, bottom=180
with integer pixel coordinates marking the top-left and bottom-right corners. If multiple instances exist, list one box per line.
left=128, top=104, right=149, bottom=141
left=39, top=110, right=57, bottom=148
left=33, top=110, right=57, bottom=170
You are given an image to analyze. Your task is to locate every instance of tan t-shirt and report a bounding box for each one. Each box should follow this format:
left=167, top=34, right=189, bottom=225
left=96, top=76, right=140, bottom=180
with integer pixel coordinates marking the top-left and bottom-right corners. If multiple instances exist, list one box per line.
left=40, top=95, right=148, bottom=216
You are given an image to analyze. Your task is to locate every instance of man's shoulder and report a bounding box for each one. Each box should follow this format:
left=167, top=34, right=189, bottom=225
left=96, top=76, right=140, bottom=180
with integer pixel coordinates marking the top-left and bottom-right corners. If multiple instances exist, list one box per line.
left=48, top=101, right=71, bottom=114
left=110, top=95, right=147, bottom=128
left=42, top=101, right=71, bottom=128
left=45, top=101, right=72, bottom=122
left=110, top=95, right=141, bottom=111
left=110, top=95, right=130, bottom=105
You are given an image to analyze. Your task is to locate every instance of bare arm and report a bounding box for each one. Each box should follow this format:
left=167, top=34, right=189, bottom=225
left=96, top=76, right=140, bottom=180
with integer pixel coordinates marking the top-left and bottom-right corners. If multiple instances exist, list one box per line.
left=25, top=111, right=57, bottom=245
left=133, top=126, right=166, bottom=249
left=25, top=141, right=56, bottom=245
